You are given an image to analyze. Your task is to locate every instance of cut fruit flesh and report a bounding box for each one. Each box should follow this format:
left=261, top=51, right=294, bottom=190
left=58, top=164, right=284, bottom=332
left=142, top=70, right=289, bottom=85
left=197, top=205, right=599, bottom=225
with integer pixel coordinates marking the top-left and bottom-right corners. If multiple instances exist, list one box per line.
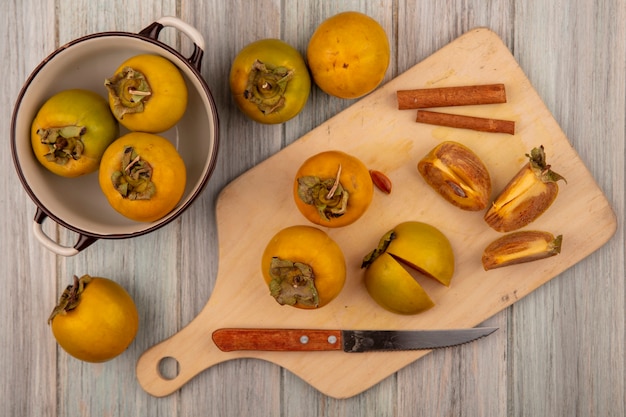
left=385, top=221, right=455, bottom=287
left=364, top=252, right=435, bottom=315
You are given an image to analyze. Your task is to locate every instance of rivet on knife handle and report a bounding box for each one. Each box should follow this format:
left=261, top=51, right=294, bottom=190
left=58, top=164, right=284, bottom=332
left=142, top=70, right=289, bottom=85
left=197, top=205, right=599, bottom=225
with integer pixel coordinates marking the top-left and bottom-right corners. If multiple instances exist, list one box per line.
left=212, top=328, right=343, bottom=352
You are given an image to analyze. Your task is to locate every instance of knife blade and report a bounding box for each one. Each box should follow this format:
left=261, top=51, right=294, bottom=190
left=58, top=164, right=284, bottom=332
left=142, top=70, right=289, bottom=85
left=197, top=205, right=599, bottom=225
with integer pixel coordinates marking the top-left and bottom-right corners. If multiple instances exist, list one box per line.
left=212, top=327, right=498, bottom=352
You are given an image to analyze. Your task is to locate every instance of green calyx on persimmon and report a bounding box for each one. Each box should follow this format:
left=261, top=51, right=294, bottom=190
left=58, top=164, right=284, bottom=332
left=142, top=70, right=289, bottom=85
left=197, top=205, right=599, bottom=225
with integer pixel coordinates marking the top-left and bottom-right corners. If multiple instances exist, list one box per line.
left=31, top=89, right=118, bottom=177
left=105, top=54, right=188, bottom=133
left=268, top=257, right=319, bottom=307
left=261, top=225, right=346, bottom=309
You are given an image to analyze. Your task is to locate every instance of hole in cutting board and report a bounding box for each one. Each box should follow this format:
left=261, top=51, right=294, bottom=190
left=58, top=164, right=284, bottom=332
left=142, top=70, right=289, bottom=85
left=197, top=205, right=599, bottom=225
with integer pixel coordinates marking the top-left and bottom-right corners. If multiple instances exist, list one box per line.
left=158, top=356, right=180, bottom=380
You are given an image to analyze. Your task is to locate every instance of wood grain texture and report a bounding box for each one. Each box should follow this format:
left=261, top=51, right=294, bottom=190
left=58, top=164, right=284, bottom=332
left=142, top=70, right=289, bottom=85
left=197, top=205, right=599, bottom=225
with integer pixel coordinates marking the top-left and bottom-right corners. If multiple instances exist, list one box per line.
left=1, top=2, right=58, bottom=417
left=512, top=1, right=626, bottom=416
left=0, top=0, right=623, bottom=416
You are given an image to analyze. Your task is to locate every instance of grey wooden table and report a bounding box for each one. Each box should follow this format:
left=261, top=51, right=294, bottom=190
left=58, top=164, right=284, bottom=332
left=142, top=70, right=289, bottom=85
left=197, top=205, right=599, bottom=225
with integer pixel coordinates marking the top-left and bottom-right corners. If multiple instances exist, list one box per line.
left=1, top=1, right=624, bottom=416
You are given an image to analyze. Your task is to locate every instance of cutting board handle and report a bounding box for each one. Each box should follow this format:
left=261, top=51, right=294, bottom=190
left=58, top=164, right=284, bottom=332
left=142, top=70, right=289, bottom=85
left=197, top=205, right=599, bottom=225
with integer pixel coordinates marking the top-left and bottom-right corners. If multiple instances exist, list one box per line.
left=135, top=312, right=233, bottom=397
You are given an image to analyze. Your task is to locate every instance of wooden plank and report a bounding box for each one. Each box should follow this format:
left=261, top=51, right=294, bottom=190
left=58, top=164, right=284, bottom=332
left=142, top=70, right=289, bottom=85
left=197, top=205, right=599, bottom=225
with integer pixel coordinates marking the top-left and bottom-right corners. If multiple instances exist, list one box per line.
left=135, top=27, right=616, bottom=399
left=510, top=1, right=626, bottom=416
left=178, top=1, right=284, bottom=416
left=0, top=1, right=58, bottom=417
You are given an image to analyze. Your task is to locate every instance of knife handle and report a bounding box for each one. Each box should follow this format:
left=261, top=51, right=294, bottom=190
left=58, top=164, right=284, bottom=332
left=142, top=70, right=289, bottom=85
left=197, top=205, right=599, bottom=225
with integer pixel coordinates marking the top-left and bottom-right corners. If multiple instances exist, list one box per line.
left=212, top=328, right=343, bottom=352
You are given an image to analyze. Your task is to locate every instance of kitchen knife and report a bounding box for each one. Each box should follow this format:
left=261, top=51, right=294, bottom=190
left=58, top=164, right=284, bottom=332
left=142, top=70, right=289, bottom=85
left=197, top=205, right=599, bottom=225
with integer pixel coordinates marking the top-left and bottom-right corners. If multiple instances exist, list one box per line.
left=212, top=327, right=498, bottom=352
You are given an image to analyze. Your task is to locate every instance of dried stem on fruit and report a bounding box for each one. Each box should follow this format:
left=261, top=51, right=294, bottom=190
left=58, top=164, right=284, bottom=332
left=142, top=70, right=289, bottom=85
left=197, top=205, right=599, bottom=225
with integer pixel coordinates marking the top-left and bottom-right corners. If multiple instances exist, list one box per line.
left=361, top=230, right=396, bottom=268
left=37, top=125, right=86, bottom=165
left=111, top=146, right=156, bottom=200
left=105, top=66, right=152, bottom=120
left=243, top=60, right=294, bottom=115
left=48, top=274, right=93, bottom=324
left=297, top=164, right=349, bottom=221
left=268, top=257, right=319, bottom=307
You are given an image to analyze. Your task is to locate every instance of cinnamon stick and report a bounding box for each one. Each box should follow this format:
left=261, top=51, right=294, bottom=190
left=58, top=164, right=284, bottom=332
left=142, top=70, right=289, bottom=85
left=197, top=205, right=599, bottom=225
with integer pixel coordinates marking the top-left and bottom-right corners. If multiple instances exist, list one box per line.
left=416, top=110, right=515, bottom=135
left=397, top=84, right=507, bottom=110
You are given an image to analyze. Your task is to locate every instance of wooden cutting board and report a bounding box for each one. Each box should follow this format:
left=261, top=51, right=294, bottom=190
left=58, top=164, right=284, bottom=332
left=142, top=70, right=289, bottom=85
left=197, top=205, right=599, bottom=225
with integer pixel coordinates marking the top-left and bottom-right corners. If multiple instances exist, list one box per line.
left=136, top=28, right=617, bottom=398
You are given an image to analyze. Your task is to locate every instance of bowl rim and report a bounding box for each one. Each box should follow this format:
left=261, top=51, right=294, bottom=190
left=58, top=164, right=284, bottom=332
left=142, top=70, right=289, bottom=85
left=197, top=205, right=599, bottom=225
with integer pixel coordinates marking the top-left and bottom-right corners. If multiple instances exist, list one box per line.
left=11, top=29, right=220, bottom=240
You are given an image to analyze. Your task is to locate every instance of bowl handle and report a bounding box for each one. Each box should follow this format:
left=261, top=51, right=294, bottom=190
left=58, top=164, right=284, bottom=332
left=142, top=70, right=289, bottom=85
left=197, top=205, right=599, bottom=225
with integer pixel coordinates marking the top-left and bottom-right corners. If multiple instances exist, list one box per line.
left=32, top=208, right=98, bottom=257
left=138, top=16, right=206, bottom=71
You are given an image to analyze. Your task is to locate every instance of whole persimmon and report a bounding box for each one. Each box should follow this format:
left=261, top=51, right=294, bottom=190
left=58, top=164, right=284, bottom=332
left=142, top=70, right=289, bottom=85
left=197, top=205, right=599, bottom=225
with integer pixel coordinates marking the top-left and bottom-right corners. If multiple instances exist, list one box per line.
left=98, top=132, right=186, bottom=222
left=105, top=54, right=188, bottom=133
left=293, top=150, right=374, bottom=228
left=229, top=39, right=311, bottom=124
left=30, top=89, right=118, bottom=177
left=307, top=11, right=390, bottom=99
left=48, top=274, right=139, bottom=362
left=261, top=225, right=346, bottom=309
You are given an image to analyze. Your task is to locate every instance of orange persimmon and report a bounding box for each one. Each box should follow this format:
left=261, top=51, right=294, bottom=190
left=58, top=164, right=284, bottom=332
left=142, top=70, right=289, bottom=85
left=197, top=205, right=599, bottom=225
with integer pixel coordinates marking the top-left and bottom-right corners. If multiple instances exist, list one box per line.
left=98, top=132, right=186, bottom=222
left=293, top=150, right=373, bottom=228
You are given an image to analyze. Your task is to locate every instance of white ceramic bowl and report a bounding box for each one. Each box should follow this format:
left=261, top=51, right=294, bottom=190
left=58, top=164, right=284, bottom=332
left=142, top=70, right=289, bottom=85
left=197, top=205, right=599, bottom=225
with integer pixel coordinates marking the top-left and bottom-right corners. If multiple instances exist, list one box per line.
left=11, top=17, right=219, bottom=256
